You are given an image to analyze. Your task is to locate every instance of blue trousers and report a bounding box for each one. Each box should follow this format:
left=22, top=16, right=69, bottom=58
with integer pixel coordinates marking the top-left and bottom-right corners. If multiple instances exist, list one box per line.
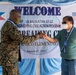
left=61, top=59, right=76, bottom=75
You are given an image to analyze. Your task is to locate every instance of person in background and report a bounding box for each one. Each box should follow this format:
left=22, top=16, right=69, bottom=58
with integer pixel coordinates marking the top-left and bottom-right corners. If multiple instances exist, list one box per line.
left=43, top=16, right=76, bottom=75
left=1, top=9, right=42, bottom=75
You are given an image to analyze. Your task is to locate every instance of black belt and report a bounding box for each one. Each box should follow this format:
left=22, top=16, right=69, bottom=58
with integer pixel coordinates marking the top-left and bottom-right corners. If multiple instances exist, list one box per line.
left=65, top=59, right=74, bottom=61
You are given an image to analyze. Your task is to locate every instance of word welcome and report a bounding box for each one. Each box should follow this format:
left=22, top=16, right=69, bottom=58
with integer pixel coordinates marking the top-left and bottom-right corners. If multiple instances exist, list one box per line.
left=14, top=6, right=61, bottom=16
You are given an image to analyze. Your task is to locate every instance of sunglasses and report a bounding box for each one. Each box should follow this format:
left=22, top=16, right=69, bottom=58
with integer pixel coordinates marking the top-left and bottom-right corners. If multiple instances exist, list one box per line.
left=62, top=22, right=66, bottom=24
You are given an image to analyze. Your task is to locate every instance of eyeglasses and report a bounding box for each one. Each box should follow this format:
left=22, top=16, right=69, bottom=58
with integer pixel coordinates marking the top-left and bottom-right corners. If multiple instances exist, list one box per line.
left=62, top=22, right=66, bottom=24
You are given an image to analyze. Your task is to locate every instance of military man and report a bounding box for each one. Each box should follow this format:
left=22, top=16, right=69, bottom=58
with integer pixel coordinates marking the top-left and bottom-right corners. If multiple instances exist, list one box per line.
left=1, top=9, right=42, bottom=75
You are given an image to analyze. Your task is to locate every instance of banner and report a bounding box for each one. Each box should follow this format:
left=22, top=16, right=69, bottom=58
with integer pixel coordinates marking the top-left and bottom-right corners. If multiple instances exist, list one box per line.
left=0, top=3, right=76, bottom=58
left=1, top=1, right=76, bottom=75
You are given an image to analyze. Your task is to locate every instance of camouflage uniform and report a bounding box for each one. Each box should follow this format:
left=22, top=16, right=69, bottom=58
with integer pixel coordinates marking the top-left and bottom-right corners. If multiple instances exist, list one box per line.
left=0, top=20, right=40, bottom=75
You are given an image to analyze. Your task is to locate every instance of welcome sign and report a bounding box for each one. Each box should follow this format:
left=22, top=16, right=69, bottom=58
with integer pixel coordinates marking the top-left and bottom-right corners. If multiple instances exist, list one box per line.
left=0, top=3, right=76, bottom=58
left=14, top=6, right=61, bottom=15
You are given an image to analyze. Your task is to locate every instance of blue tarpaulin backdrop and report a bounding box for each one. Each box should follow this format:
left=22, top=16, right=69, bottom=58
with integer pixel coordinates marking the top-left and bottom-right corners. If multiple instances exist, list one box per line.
left=0, top=0, right=76, bottom=75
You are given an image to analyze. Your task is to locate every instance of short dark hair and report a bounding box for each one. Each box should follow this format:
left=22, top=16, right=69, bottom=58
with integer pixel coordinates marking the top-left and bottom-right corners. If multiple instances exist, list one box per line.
left=63, top=16, right=74, bottom=25
left=10, top=9, right=21, bottom=16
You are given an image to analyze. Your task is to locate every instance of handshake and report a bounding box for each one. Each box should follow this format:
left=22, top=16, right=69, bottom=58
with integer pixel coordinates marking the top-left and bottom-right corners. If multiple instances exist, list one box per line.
left=38, top=32, right=47, bottom=39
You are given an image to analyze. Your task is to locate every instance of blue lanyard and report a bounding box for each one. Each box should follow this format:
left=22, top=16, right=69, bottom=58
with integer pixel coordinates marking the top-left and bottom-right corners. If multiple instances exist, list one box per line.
left=66, top=27, right=74, bottom=42
left=8, top=19, right=17, bottom=27
left=61, top=27, right=74, bottom=53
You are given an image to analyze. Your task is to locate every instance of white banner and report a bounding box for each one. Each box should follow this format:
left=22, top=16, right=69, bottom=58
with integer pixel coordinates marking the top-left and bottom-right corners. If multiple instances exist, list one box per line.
left=0, top=3, right=76, bottom=58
